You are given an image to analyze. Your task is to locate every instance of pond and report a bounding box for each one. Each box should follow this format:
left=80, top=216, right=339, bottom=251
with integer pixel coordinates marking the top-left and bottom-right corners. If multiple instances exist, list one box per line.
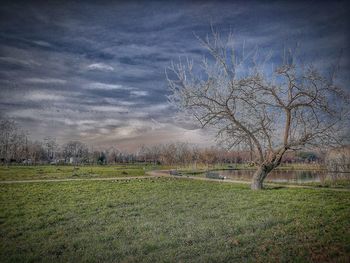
left=215, top=169, right=350, bottom=184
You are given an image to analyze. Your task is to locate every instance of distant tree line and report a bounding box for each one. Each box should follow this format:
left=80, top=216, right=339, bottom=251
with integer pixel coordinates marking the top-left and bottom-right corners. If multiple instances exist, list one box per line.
left=0, top=117, right=325, bottom=166
left=325, top=146, right=350, bottom=172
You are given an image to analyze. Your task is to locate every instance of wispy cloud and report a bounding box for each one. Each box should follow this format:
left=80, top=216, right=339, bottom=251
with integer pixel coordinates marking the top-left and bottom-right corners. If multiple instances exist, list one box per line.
left=31, top=40, right=52, bottom=47
left=85, top=82, right=125, bottom=90
left=87, top=63, right=114, bottom=71
left=130, top=90, right=148, bottom=97
left=27, top=91, right=65, bottom=101
left=24, top=78, right=67, bottom=84
left=91, top=105, right=128, bottom=112
left=0, top=56, right=40, bottom=67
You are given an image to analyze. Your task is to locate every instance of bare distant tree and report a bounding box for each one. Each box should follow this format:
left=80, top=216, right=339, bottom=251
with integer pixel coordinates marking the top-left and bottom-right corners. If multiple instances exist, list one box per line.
left=106, top=146, right=120, bottom=164
left=28, top=141, right=46, bottom=165
left=63, top=141, right=89, bottom=165
left=167, top=29, right=349, bottom=190
left=174, top=142, right=191, bottom=166
left=160, top=143, right=177, bottom=166
left=10, top=130, right=26, bottom=162
left=0, top=118, right=26, bottom=164
left=44, top=137, right=58, bottom=162
left=200, top=147, right=218, bottom=168
left=325, top=145, right=350, bottom=172
left=148, top=145, right=161, bottom=165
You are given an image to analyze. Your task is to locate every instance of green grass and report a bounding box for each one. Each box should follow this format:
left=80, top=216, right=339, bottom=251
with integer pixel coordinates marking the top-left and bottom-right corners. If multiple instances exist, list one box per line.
left=0, top=165, right=164, bottom=181
left=1, top=178, right=349, bottom=262
left=297, top=179, right=350, bottom=189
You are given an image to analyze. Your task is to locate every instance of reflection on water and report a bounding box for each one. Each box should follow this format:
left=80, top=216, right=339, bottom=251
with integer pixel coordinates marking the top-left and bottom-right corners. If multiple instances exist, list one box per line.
left=217, top=169, right=350, bottom=184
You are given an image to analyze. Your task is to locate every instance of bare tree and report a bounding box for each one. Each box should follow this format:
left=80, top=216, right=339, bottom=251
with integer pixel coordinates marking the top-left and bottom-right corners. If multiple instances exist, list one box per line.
left=106, top=146, right=120, bottom=164
left=63, top=141, right=89, bottom=165
left=0, top=118, right=27, bottom=164
left=43, top=137, right=58, bottom=163
left=160, top=143, right=177, bottom=166
left=167, top=29, right=349, bottom=190
left=199, top=147, right=218, bottom=169
left=325, top=145, right=350, bottom=172
left=9, top=130, right=26, bottom=162
left=28, top=141, right=46, bottom=165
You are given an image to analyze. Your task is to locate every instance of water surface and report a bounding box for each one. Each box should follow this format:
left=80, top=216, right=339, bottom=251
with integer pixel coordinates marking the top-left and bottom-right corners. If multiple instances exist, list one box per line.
left=216, top=169, right=350, bottom=184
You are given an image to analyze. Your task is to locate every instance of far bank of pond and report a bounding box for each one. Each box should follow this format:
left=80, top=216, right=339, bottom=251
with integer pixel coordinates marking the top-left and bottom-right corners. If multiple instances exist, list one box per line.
left=180, top=168, right=350, bottom=188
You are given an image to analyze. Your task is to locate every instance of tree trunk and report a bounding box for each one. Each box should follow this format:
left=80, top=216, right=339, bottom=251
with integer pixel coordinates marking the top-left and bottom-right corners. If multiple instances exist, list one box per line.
left=251, top=165, right=271, bottom=190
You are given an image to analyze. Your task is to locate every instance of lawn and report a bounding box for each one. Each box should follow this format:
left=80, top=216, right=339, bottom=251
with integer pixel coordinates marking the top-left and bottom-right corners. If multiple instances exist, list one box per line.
left=1, top=178, right=349, bottom=262
left=0, top=165, right=163, bottom=181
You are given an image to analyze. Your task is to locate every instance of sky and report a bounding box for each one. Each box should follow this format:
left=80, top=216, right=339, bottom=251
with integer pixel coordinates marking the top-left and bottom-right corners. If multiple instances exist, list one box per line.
left=0, top=0, right=349, bottom=151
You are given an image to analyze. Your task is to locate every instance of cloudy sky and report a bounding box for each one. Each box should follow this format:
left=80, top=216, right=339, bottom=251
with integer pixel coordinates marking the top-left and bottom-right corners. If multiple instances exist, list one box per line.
left=0, top=0, right=349, bottom=151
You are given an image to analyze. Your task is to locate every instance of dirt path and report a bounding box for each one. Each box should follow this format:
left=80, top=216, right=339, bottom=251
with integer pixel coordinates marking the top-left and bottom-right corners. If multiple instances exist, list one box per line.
left=1, top=169, right=349, bottom=192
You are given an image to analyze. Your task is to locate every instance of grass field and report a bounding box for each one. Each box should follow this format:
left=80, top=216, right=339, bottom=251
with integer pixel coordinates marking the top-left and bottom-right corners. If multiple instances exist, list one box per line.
left=0, top=165, right=163, bottom=181
left=1, top=176, right=349, bottom=262
left=272, top=179, right=350, bottom=189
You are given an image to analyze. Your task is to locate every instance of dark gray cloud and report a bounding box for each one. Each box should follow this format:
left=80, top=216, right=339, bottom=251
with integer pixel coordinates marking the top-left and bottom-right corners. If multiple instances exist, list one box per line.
left=0, top=0, right=349, bottom=150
